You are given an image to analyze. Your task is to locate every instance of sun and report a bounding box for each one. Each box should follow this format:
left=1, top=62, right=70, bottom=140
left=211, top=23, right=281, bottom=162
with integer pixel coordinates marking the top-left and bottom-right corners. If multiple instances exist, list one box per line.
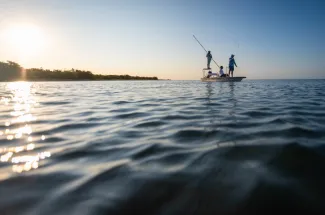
left=5, top=24, right=46, bottom=57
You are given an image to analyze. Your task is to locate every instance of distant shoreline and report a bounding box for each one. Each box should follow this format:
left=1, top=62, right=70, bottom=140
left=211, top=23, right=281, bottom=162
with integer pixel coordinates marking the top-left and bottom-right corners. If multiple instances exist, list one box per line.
left=0, top=79, right=170, bottom=82
left=0, top=60, right=163, bottom=82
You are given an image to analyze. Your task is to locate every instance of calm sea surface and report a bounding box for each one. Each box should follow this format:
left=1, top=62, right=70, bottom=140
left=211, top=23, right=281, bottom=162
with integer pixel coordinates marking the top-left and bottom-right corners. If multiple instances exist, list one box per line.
left=0, top=80, right=325, bottom=215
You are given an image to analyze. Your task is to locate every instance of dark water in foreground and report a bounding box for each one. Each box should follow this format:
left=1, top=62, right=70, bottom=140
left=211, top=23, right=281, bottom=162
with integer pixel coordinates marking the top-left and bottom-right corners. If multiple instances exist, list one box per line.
left=0, top=80, right=325, bottom=215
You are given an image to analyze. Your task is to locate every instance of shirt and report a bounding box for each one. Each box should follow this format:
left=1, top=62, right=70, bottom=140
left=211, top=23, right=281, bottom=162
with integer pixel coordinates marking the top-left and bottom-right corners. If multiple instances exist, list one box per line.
left=219, top=69, right=224, bottom=76
left=229, top=58, right=237, bottom=67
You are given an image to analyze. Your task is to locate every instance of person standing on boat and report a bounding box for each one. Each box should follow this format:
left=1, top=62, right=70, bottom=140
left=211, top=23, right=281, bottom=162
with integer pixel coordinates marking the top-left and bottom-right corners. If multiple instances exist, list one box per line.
left=228, top=54, right=237, bottom=77
left=206, top=51, right=212, bottom=69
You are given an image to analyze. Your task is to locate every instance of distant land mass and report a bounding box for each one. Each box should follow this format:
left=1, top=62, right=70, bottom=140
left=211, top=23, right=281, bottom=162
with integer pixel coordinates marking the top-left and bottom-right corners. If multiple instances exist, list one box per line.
left=0, top=61, right=159, bottom=81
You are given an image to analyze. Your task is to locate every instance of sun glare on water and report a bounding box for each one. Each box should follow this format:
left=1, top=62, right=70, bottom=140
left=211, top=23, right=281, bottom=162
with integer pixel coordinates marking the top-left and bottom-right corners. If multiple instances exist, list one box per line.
left=0, top=82, right=51, bottom=178
left=5, top=23, right=46, bottom=57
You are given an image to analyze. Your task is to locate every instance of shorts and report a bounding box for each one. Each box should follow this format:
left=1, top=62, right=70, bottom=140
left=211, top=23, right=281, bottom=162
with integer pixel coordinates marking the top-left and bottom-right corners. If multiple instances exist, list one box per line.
left=229, top=66, right=234, bottom=71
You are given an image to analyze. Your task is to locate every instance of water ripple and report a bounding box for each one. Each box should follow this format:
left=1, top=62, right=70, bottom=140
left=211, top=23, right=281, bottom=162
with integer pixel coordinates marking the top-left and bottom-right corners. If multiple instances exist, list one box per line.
left=0, top=80, right=325, bottom=214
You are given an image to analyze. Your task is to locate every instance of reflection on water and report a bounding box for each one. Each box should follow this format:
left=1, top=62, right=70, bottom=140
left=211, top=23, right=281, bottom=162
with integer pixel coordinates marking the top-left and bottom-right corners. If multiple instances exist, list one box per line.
left=0, top=82, right=50, bottom=174
left=228, top=82, right=237, bottom=115
left=204, top=82, right=238, bottom=147
left=205, top=82, right=216, bottom=126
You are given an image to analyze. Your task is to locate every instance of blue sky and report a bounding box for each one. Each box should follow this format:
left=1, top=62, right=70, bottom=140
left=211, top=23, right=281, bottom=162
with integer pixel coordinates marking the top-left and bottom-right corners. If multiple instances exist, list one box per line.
left=0, top=0, right=324, bottom=79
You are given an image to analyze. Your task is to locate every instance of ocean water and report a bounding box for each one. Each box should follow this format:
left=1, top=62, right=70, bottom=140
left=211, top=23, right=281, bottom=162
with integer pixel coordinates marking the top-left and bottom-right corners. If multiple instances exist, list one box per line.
left=0, top=80, right=325, bottom=215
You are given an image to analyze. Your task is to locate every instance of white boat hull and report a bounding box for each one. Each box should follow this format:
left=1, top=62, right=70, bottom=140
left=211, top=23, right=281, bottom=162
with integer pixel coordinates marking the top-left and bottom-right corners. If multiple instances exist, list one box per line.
left=201, top=77, right=246, bottom=82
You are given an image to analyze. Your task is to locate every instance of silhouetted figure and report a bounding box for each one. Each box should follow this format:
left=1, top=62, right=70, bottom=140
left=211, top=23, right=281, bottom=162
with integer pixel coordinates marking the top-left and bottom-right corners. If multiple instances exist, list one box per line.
left=207, top=70, right=218, bottom=78
left=206, top=51, right=212, bottom=69
left=207, top=71, right=212, bottom=78
left=219, top=66, right=227, bottom=77
left=228, top=54, right=237, bottom=77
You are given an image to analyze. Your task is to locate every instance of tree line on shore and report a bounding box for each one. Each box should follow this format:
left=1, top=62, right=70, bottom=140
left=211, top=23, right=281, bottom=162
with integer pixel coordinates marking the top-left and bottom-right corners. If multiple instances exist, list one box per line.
left=0, top=61, right=158, bottom=81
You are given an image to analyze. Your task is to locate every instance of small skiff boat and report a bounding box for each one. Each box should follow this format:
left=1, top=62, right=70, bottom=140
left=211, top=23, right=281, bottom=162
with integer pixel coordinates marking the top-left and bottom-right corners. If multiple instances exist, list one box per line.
left=201, top=76, right=246, bottom=82
left=201, top=69, right=246, bottom=82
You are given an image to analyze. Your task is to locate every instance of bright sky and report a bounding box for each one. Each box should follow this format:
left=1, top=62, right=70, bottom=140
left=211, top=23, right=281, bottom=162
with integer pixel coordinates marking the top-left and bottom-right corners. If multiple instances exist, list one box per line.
left=0, top=0, right=324, bottom=80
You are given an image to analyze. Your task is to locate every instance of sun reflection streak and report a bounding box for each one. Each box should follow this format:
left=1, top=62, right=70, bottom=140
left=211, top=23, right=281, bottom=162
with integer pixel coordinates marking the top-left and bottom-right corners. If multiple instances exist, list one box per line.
left=0, top=82, right=50, bottom=174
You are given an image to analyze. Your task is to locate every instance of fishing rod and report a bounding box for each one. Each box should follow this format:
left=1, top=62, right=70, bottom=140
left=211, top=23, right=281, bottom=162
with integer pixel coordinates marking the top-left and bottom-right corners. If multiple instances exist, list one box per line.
left=193, top=35, right=220, bottom=68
